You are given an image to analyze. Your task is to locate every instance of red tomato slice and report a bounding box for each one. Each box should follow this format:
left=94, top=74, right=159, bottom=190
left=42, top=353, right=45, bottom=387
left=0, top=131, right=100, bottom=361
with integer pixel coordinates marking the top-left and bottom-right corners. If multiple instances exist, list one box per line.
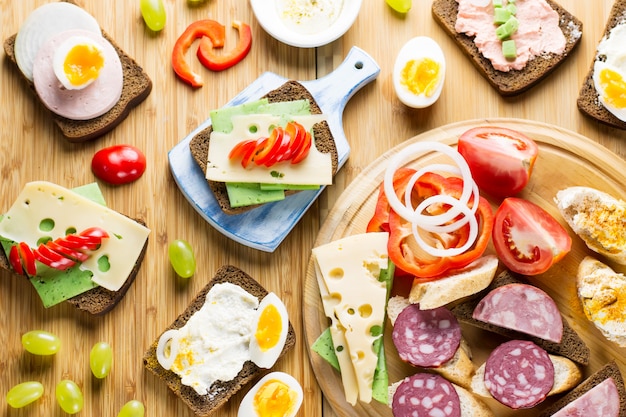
left=492, top=197, right=571, bottom=275
left=457, top=126, right=538, bottom=197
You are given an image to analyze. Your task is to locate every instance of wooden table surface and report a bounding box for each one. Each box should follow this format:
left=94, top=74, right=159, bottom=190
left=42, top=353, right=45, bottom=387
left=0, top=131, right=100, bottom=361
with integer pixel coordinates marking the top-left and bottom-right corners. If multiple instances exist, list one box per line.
left=1, top=1, right=625, bottom=417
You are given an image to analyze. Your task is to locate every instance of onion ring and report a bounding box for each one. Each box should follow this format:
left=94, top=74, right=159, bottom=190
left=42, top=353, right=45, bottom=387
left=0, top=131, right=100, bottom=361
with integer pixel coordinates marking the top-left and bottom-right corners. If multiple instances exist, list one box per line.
left=156, top=329, right=180, bottom=370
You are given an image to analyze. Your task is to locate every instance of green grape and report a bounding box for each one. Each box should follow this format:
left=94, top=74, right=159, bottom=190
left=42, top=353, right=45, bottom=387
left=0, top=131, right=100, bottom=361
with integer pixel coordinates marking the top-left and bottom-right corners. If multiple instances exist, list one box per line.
left=386, top=0, right=412, bottom=13
left=6, top=381, right=44, bottom=408
left=168, top=239, right=196, bottom=278
left=90, top=341, right=113, bottom=379
left=21, top=330, right=61, bottom=355
left=117, top=400, right=145, bottom=417
left=140, top=0, right=166, bottom=32
left=55, top=380, right=84, bottom=414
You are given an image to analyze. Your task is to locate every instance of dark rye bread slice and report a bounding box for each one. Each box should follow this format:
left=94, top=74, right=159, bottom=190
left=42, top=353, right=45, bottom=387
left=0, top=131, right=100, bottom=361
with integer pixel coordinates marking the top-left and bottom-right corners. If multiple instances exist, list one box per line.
left=0, top=218, right=149, bottom=316
left=143, top=265, right=297, bottom=417
left=451, top=269, right=591, bottom=366
left=189, top=80, right=338, bottom=215
left=432, top=0, right=583, bottom=96
left=577, top=0, right=626, bottom=130
left=3, top=0, right=152, bottom=142
left=537, top=360, right=626, bottom=417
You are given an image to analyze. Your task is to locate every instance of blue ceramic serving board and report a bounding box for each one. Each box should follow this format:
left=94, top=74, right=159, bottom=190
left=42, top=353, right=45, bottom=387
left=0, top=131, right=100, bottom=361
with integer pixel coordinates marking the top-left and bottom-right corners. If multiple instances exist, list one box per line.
left=168, top=47, right=380, bottom=252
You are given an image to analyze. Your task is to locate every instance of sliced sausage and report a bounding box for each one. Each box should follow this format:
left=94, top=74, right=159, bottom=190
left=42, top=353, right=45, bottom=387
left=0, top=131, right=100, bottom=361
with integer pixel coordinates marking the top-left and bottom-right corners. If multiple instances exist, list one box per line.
left=472, top=283, right=563, bottom=343
left=392, top=304, right=461, bottom=368
left=484, top=340, right=554, bottom=409
left=551, top=377, right=620, bottom=417
left=392, top=373, right=461, bottom=417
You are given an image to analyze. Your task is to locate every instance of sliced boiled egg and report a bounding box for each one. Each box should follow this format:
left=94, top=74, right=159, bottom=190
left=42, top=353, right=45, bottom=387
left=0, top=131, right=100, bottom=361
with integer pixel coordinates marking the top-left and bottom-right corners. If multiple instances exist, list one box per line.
left=393, top=36, right=446, bottom=108
left=53, top=35, right=105, bottom=90
left=593, top=60, right=626, bottom=122
left=249, top=292, right=289, bottom=369
left=238, top=372, right=303, bottom=417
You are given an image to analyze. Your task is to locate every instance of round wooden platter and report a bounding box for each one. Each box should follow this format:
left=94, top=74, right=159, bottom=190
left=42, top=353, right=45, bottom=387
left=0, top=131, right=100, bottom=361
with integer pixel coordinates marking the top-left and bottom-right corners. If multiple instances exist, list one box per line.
left=302, top=118, right=626, bottom=417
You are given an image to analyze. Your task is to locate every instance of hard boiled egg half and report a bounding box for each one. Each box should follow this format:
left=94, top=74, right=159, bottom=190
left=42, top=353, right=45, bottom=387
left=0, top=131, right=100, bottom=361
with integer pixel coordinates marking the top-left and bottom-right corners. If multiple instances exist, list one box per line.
left=53, top=35, right=105, bottom=90
left=593, top=60, right=626, bottom=122
left=393, top=36, right=446, bottom=108
left=249, top=292, right=290, bottom=369
left=238, top=372, right=303, bottom=417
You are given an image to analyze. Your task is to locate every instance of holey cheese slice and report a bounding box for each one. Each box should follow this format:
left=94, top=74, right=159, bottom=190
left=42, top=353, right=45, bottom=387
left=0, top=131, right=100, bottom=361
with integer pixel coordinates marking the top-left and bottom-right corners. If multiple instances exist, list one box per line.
left=205, top=113, right=333, bottom=185
left=0, top=181, right=150, bottom=291
left=312, top=232, right=390, bottom=404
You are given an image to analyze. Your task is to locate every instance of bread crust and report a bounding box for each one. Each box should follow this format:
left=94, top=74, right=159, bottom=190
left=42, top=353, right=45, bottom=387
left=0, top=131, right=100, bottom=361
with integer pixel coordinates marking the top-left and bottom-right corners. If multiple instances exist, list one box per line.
left=431, top=0, right=583, bottom=96
left=189, top=80, right=338, bottom=215
left=143, top=265, right=297, bottom=417
left=3, top=0, right=152, bottom=142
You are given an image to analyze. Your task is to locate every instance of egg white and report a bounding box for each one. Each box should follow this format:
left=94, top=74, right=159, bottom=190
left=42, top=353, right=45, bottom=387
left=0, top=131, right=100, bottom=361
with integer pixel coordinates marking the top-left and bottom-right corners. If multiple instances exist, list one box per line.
left=593, top=60, right=626, bottom=122
left=393, top=36, right=446, bottom=109
left=249, top=292, right=289, bottom=369
left=238, top=372, right=303, bottom=417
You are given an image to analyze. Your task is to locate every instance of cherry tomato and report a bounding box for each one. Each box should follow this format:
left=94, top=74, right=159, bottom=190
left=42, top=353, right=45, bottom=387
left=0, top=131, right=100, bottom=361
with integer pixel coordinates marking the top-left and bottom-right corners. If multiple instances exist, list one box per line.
left=91, top=145, right=147, bottom=185
left=457, top=126, right=538, bottom=197
left=492, top=197, right=571, bottom=275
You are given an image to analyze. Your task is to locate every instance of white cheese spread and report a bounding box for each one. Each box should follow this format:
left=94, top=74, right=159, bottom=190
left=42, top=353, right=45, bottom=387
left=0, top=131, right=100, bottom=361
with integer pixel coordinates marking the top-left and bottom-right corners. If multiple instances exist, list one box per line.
left=276, top=0, right=344, bottom=35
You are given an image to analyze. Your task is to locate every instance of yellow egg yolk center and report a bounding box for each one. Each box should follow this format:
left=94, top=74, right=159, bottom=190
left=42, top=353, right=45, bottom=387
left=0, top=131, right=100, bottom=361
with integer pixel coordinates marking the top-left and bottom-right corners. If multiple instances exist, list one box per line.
left=255, top=304, right=283, bottom=351
left=600, top=67, right=626, bottom=108
left=253, top=379, right=297, bottom=417
left=64, top=43, right=104, bottom=87
left=400, top=58, right=440, bottom=97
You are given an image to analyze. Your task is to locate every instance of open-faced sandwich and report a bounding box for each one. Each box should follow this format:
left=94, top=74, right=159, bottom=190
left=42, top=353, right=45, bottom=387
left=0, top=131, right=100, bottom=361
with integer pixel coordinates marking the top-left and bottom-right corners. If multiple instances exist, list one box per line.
left=143, top=265, right=297, bottom=417
left=189, top=80, right=338, bottom=214
left=4, top=0, right=152, bottom=142
left=0, top=181, right=150, bottom=315
left=432, top=0, right=583, bottom=96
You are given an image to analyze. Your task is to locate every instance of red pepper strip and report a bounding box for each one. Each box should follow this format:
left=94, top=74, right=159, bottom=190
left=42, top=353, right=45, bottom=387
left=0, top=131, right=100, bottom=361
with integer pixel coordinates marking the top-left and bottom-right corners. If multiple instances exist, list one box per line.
left=386, top=174, right=494, bottom=281
left=197, top=20, right=252, bottom=71
left=9, top=245, right=23, bottom=275
left=18, top=242, right=37, bottom=276
left=172, top=20, right=225, bottom=88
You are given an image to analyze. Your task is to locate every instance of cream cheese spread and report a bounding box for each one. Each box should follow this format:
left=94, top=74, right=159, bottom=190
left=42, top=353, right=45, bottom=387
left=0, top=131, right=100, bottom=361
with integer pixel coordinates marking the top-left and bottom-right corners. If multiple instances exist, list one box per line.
left=276, top=0, right=344, bottom=35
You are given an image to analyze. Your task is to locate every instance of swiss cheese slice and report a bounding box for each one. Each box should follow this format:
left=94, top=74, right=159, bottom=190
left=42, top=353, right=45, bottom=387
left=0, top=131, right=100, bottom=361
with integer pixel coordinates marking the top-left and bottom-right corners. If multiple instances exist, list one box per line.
left=206, top=113, right=333, bottom=185
left=312, top=232, right=390, bottom=404
left=0, top=181, right=150, bottom=291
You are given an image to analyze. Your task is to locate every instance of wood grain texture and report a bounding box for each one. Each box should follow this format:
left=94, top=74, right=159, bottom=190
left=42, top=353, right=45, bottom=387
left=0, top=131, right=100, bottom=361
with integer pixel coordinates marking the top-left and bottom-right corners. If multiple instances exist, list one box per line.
left=1, top=1, right=626, bottom=417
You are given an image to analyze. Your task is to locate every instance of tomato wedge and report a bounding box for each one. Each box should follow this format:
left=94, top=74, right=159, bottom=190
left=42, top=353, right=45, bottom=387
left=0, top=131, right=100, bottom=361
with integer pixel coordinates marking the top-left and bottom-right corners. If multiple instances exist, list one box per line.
left=492, top=197, right=571, bottom=275
left=457, top=126, right=538, bottom=197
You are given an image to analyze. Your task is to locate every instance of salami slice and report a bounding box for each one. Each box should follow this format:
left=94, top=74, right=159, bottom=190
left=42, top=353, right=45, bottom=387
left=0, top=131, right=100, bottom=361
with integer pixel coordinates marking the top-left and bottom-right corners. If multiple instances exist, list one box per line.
left=484, top=340, right=554, bottom=409
left=392, top=304, right=461, bottom=368
left=472, top=283, right=563, bottom=343
left=392, top=373, right=461, bottom=417
left=551, top=377, right=620, bottom=417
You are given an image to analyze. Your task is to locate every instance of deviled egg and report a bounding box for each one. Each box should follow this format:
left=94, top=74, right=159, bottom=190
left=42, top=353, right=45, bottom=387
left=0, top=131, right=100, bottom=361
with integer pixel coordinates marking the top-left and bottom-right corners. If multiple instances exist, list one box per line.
left=393, top=36, right=446, bottom=108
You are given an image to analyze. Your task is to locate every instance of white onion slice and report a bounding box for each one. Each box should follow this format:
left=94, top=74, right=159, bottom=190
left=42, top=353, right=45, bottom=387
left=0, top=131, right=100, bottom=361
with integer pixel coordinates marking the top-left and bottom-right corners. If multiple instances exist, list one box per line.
left=156, top=329, right=180, bottom=370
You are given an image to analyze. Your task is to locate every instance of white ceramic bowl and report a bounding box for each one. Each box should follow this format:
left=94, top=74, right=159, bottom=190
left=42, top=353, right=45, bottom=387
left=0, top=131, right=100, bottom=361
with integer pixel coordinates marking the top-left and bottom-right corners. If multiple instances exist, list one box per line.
left=250, top=0, right=362, bottom=48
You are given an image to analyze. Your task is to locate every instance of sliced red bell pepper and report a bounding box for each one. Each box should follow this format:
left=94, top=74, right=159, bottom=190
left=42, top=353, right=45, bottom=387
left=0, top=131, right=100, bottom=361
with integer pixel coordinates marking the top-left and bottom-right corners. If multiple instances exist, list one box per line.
left=18, top=242, right=37, bottom=276
left=197, top=20, right=252, bottom=71
left=9, top=245, right=23, bottom=275
left=33, top=244, right=76, bottom=271
left=172, top=19, right=225, bottom=88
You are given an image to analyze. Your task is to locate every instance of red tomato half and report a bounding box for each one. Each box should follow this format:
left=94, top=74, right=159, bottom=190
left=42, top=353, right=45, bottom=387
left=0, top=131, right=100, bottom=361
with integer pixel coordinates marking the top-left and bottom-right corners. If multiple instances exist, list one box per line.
left=492, top=197, right=571, bottom=275
left=91, top=145, right=147, bottom=185
left=458, top=127, right=538, bottom=197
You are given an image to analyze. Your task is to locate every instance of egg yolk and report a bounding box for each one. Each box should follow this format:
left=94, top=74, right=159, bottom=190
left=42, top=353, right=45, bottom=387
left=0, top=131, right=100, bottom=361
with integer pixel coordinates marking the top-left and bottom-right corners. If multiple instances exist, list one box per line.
left=253, top=379, right=298, bottom=417
left=400, top=58, right=440, bottom=97
left=255, top=304, right=283, bottom=351
left=599, top=67, right=626, bottom=108
left=63, top=43, right=104, bottom=87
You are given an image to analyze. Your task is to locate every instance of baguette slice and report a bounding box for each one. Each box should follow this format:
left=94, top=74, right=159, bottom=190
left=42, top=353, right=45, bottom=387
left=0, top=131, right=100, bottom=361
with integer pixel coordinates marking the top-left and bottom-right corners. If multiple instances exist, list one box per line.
left=189, top=80, right=338, bottom=215
left=471, top=353, right=582, bottom=398
left=577, top=0, right=626, bottom=130
left=451, top=270, right=591, bottom=366
left=537, top=360, right=626, bottom=417
left=143, top=265, right=297, bottom=417
left=431, top=0, right=583, bottom=96
left=3, top=0, right=152, bottom=142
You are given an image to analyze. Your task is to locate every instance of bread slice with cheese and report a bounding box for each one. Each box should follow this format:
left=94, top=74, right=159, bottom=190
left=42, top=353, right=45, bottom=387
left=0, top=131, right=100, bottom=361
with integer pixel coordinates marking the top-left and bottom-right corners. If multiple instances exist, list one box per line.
left=451, top=270, right=591, bottom=366
left=387, top=295, right=475, bottom=389
left=577, top=256, right=626, bottom=347
left=4, top=0, right=152, bottom=142
left=143, top=265, right=296, bottom=417
left=555, top=186, right=626, bottom=265
left=189, top=80, right=338, bottom=215
left=431, top=0, right=582, bottom=96
left=409, top=255, right=499, bottom=309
